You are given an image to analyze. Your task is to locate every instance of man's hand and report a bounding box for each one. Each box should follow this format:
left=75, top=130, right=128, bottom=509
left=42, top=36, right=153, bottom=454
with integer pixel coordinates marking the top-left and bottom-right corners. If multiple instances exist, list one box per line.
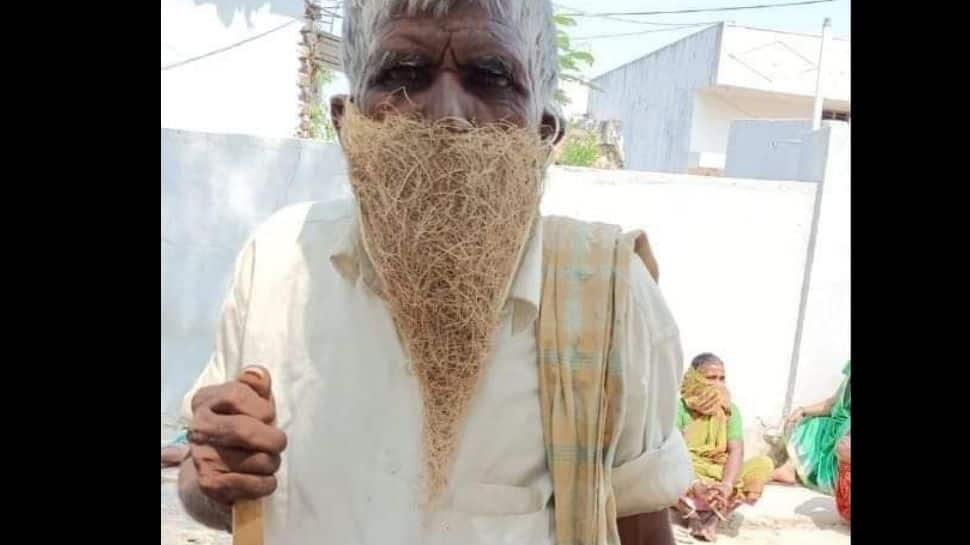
left=618, top=510, right=677, bottom=545
left=179, top=366, right=286, bottom=530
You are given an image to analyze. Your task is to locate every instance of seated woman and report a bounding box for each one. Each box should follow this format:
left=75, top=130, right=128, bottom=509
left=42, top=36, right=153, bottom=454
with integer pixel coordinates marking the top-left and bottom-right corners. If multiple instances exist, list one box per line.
left=674, top=353, right=775, bottom=542
left=772, top=361, right=851, bottom=521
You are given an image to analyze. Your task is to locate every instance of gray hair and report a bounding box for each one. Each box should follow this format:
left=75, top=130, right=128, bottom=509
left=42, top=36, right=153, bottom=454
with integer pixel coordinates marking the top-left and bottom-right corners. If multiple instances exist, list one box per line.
left=341, top=0, right=560, bottom=116
left=691, top=353, right=723, bottom=370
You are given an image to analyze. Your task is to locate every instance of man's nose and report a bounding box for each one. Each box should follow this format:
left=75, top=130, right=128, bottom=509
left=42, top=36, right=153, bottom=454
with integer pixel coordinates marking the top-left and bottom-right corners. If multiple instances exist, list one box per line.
left=421, top=72, right=476, bottom=127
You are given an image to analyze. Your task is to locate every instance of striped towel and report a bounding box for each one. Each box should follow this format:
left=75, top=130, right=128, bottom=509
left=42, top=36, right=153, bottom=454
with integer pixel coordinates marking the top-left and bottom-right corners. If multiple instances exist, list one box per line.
left=538, top=216, right=656, bottom=545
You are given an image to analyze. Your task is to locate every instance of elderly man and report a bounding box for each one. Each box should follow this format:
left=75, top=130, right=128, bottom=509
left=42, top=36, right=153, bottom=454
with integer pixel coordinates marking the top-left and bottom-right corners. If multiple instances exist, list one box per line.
left=176, top=1, right=692, bottom=544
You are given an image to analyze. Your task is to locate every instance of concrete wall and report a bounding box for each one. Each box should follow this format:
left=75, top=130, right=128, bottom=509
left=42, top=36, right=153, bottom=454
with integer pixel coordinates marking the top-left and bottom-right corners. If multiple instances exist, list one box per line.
left=161, top=0, right=305, bottom=137
left=161, top=127, right=848, bottom=431
left=560, top=80, right=591, bottom=120
left=587, top=26, right=720, bottom=173
left=161, top=129, right=350, bottom=416
left=690, top=89, right=826, bottom=171
left=541, top=169, right=817, bottom=425
left=724, top=120, right=814, bottom=180
left=789, top=123, right=851, bottom=409
left=717, top=25, right=851, bottom=103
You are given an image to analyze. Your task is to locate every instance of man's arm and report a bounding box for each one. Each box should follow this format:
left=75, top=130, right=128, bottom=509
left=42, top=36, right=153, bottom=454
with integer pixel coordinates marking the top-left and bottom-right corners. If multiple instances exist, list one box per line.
left=178, top=240, right=266, bottom=530
left=612, top=255, right=694, bottom=544
left=618, top=511, right=675, bottom=545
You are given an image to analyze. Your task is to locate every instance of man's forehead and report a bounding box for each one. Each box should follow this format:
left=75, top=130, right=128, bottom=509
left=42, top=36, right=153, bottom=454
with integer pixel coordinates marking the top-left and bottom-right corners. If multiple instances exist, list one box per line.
left=381, top=1, right=525, bottom=37
left=382, top=0, right=517, bottom=18
left=372, top=5, right=530, bottom=65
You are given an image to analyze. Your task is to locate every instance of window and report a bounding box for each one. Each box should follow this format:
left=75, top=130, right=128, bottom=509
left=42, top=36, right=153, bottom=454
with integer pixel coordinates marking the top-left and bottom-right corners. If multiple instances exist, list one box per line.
left=822, top=110, right=850, bottom=122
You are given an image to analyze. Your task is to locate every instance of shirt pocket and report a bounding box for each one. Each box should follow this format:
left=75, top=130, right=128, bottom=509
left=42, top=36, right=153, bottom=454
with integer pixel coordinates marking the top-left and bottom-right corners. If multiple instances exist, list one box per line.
left=453, top=483, right=551, bottom=544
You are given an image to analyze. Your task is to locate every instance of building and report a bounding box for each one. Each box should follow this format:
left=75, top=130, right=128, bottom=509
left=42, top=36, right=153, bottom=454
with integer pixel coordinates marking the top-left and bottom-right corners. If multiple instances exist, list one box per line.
left=586, top=23, right=850, bottom=175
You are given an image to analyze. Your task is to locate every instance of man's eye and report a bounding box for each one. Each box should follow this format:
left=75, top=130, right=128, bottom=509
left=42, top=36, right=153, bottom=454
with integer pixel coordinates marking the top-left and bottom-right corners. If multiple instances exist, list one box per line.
left=485, top=75, right=511, bottom=88
left=471, top=69, right=512, bottom=89
left=383, top=66, right=426, bottom=86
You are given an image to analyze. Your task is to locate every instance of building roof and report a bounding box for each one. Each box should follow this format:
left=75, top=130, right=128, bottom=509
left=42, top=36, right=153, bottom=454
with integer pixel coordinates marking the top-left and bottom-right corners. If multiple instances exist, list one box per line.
left=592, top=23, right=850, bottom=103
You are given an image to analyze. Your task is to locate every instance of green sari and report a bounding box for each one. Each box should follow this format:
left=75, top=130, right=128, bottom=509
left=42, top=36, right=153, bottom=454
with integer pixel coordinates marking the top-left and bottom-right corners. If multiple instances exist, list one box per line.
left=787, top=361, right=851, bottom=495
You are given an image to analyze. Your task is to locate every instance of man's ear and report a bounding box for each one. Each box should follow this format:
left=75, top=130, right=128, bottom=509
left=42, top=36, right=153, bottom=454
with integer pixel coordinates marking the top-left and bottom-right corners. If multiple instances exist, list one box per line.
left=541, top=109, right=567, bottom=145
left=330, top=94, right=348, bottom=133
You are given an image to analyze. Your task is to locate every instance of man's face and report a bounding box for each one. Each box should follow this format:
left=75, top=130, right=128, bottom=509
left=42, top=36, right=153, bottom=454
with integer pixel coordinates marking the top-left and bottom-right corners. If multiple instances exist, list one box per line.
left=332, top=3, right=561, bottom=141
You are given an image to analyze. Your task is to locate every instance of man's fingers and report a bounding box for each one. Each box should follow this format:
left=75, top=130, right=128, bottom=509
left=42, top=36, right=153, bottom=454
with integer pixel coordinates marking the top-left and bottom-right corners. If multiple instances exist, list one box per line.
left=237, top=366, right=272, bottom=400
left=208, top=381, right=276, bottom=423
left=197, top=471, right=278, bottom=505
left=190, top=444, right=281, bottom=475
left=189, top=409, right=287, bottom=453
left=220, top=448, right=282, bottom=475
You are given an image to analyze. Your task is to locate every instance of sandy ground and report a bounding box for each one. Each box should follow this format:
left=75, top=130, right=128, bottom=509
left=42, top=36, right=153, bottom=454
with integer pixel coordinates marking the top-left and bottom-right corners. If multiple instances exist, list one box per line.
left=668, top=484, right=851, bottom=544
left=162, top=467, right=849, bottom=545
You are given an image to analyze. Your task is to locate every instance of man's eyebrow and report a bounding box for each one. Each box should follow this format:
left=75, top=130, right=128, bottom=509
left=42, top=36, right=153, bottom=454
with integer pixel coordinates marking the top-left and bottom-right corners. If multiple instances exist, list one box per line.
left=373, top=50, right=433, bottom=73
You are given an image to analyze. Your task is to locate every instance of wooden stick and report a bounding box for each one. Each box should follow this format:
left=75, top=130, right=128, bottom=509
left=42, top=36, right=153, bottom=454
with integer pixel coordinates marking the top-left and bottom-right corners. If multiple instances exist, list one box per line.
left=233, top=500, right=264, bottom=545
left=232, top=368, right=270, bottom=545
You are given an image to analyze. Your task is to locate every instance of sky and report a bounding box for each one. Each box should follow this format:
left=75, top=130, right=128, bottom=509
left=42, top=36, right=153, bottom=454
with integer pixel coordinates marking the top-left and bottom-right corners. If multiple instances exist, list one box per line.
left=322, top=0, right=850, bottom=111
left=557, top=0, right=850, bottom=77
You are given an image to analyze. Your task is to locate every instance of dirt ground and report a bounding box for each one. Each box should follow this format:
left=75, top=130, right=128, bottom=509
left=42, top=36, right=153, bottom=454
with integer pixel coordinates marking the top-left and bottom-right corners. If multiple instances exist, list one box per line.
left=162, top=467, right=849, bottom=545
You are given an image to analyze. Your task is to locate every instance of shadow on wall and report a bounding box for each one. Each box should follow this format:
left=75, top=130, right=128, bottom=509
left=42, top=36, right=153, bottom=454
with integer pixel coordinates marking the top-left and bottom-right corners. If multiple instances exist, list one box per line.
left=194, top=0, right=305, bottom=27
left=161, top=129, right=350, bottom=417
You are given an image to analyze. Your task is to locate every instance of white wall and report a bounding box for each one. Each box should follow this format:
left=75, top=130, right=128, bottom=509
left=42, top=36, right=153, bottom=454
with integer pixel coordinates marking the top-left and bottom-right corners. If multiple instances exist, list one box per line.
left=789, top=123, right=851, bottom=408
left=560, top=80, right=591, bottom=120
left=541, top=168, right=817, bottom=425
left=690, top=91, right=741, bottom=164
left=690, top=89, right=820, bottom=167
left=161, top=0, right=305, bottom=138
left=161, top=128, right=350, bottom=417
left=587, top=25, right=720, bottom=173
left=724, top=119, right=814, bottom=180
left=717, top=25, right=851, bottom=103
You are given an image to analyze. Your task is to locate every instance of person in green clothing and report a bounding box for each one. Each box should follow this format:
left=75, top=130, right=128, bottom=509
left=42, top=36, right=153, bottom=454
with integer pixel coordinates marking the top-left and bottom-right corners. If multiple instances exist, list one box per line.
left=674, top=353, right=774, bottom=542
left=772, top=361, right=851, bottom=495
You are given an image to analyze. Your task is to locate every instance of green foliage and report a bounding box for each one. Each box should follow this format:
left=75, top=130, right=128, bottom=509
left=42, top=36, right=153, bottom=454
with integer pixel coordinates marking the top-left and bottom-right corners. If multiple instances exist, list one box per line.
left=308, top=69, right=337, bottom=141
left=556, top=126, right=601, bottom=167
left=554, top=13, right=596, bottom=107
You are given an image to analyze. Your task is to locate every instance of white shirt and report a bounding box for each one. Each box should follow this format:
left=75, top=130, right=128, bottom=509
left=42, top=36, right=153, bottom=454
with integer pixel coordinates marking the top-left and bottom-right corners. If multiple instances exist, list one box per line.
left=183, top=199, right=692, bottom=545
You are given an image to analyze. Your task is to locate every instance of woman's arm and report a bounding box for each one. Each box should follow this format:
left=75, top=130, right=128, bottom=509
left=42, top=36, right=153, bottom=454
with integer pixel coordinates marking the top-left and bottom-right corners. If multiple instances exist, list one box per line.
left=720, top=440, right=743, bottom=491
left=784, top=394, right=836, bottom=432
